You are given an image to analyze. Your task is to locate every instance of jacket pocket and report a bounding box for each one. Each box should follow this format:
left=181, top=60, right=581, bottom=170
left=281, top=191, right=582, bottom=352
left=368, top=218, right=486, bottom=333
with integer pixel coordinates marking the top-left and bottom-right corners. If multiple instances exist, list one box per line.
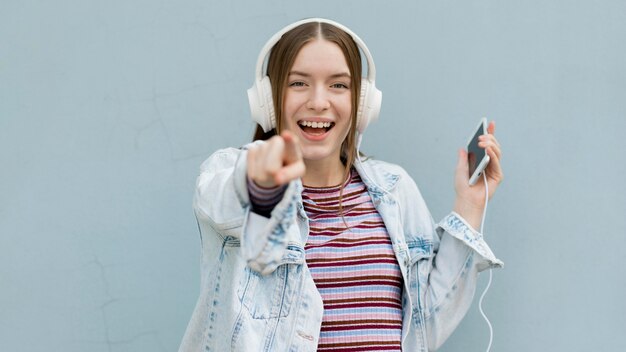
left=238, top=246, right=304, bottom=319
left=406, top=238, right=434, bottom=295
left=406, top=238, right=434, bottom=325
left=407, top=238, right=434, bottom=265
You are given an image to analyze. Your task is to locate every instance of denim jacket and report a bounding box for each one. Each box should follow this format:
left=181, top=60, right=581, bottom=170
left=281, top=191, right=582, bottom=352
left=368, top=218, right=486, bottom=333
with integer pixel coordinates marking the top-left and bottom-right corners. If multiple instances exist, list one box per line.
left=178, top=144, right=503, bottom=352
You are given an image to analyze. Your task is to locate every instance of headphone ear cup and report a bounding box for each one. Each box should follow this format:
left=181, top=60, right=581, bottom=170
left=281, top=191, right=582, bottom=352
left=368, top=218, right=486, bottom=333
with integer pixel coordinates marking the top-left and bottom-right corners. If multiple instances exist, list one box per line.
left=356, top=78, right=369, bottom=133
left=356, top=78, right=382, bottom=133
left=247, top=76, right=276, bottom=132
left=260, top=77, right=276, bottom=130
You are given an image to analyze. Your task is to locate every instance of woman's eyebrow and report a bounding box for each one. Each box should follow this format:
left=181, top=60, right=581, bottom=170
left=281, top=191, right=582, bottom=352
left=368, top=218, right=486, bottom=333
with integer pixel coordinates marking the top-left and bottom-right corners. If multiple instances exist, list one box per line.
left=289, top=70, right=351, bottom=79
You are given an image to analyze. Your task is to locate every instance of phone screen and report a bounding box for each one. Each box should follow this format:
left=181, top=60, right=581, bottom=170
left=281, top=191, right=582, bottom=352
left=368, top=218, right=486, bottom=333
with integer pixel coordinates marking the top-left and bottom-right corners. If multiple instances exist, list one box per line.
left=468, top=125, right=487, bottom=178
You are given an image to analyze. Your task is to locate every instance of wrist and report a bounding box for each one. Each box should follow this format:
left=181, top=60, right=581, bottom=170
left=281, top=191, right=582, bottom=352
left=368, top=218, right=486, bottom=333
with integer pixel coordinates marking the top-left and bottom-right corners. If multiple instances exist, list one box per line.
left=248, top=175, right=278, bottom=189
left=453, top=199, right=484, bottom=230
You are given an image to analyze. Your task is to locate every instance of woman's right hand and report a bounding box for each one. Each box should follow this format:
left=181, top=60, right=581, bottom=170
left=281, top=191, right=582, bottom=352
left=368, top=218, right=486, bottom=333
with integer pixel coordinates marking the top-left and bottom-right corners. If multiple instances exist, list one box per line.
left=247, top=130, right=306, bottom=188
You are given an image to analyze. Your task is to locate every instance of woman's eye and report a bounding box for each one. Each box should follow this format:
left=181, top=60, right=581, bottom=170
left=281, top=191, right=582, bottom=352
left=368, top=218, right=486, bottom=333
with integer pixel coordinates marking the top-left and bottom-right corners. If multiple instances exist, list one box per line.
left=289, top=81, right=305, bottom=87
left=331, top=83, right=349, bottom=89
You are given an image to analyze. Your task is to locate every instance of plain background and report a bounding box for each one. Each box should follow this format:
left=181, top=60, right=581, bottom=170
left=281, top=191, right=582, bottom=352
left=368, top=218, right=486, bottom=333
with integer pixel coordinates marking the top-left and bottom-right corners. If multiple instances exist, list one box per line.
left=2, top=1, right=625, bottom=351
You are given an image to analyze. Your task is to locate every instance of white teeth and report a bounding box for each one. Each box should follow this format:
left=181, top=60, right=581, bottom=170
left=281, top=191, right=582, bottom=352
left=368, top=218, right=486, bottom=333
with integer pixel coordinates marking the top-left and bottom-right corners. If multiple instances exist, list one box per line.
left=299, top=121, right=332, bottom=128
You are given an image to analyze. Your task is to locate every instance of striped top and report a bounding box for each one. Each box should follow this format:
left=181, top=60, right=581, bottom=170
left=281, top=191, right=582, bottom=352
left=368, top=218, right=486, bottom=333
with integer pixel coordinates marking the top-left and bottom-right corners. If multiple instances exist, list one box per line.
left=302, top=169, right=403, bottom=351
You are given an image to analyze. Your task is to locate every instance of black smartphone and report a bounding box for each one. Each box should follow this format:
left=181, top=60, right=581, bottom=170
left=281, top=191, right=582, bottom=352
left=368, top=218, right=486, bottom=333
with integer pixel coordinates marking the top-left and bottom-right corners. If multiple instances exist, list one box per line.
left=467, top=118, right=490, bottom=186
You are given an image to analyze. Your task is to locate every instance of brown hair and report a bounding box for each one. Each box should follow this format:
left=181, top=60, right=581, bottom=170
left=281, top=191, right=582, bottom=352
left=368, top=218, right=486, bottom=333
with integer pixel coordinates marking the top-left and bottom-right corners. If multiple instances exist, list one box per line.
left=252, top=21, right=363, bottom=176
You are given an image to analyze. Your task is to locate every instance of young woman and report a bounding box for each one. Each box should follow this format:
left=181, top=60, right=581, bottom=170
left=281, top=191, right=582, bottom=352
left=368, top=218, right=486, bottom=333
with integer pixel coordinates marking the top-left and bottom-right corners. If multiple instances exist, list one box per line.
left=179, top=18, right=503, bottom=352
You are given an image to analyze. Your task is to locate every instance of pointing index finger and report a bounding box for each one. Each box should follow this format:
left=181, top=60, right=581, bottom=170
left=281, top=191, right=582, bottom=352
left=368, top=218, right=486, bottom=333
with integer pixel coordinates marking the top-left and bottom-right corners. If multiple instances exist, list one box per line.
left=281, top=130, right=303, bottom=164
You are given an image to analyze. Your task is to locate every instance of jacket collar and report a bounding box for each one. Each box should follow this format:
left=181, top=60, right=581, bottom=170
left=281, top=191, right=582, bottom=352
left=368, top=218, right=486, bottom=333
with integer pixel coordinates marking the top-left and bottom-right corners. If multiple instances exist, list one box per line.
left=354, top=156, right=401, bottom=194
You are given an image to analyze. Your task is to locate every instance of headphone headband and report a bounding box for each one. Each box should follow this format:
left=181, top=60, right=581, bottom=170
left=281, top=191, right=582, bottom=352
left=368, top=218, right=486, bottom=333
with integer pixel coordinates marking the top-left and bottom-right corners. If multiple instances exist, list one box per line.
left=253, top=18, right=377, bottom=84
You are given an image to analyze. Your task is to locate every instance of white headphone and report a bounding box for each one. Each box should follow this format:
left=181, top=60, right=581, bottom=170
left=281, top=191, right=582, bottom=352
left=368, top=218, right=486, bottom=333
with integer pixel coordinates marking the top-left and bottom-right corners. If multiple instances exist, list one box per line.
left=247, top=18, right=382, bottom=134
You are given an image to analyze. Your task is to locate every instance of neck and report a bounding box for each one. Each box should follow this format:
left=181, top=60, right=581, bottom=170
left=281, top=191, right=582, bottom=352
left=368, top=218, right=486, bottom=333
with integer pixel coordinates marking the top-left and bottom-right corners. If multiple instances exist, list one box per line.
left=302, top=157, right=347, bottom=187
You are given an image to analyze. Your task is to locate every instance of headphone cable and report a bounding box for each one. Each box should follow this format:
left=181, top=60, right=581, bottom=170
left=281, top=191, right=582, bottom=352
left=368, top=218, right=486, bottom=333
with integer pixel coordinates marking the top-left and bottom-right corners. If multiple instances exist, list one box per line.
left=477, top=171, right=493, bottom=352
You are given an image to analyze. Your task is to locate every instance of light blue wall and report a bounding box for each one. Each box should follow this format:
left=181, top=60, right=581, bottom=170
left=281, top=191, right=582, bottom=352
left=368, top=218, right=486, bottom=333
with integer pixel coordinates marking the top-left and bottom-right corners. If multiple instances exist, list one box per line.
left=2, top=1, right=625, bottom=351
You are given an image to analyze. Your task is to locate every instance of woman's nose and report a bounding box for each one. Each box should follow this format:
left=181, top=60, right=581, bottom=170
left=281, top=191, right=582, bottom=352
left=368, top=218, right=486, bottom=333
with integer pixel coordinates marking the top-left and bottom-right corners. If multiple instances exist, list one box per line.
left=306, top=86, right=330, bottom=111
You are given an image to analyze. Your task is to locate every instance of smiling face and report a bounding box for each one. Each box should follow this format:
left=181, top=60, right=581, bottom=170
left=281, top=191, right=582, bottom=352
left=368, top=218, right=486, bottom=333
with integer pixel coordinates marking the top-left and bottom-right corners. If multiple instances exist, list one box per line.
left=281, top=39, right=353, bottom=167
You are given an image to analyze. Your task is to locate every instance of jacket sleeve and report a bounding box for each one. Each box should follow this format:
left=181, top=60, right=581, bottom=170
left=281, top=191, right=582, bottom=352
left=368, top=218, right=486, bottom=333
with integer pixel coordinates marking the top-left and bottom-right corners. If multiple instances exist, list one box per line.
left=396, top=170, right=503, bottom=351
left=193, top=147, right=250, bottom=228
left=193, top=145, right=301, bottom=275
left=424, top=212, right=503, bottom=350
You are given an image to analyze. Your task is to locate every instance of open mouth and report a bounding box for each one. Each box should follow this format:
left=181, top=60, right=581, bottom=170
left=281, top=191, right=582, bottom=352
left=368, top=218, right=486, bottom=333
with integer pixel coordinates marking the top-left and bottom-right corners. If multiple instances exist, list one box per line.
left=297, top=121, right=335, bottom=136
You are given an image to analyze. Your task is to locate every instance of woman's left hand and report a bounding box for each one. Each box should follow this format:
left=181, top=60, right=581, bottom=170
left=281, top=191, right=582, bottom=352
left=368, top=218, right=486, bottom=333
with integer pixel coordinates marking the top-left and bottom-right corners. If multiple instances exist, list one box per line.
left=453, top=121, right=504, bottom=230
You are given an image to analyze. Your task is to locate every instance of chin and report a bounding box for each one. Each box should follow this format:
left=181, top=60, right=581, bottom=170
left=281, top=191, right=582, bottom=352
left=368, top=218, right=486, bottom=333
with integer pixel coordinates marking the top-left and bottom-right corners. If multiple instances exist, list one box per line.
left=302, top=147, right=338, bottom=162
